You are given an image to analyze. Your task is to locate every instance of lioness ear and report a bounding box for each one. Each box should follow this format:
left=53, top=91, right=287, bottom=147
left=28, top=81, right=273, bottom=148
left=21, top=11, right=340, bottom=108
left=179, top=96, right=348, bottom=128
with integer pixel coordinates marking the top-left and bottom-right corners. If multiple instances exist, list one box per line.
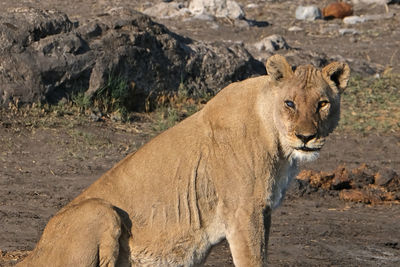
left=266, top=55, right=293, bottom=81
left=322, top=62, right=350, bottom=93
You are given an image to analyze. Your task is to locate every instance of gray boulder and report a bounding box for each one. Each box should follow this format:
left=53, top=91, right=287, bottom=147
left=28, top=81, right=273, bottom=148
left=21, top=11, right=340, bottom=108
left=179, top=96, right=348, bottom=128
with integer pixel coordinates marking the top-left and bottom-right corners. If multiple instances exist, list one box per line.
left=295, top=6, right=322, bottom=21
left=0, top=8, right=76, bottom=105
left=0, top=7, right=264, bottom=110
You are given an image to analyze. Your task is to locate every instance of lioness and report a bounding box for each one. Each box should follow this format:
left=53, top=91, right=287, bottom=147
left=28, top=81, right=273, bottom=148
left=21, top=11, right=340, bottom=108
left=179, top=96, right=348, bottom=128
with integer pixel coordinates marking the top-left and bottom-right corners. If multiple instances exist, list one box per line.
left=18, top=55, right=350, bottom=267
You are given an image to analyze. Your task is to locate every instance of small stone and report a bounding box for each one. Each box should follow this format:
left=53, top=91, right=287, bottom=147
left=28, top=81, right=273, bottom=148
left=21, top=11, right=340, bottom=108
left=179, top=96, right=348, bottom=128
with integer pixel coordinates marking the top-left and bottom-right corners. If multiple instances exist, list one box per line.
left=254, top=34, right=289, bottom=53
left=143, top=3, right=190, bottom=19
left=340, top=12, right=394, bottom=25
left=343, top=15, right=366, bottom=24
left=188, top=0, right=245, bottom=20
left=90, top=112, right=102, bottom=122
left=339, top=28, right=360, bottom=35
left=295, top=5, right=322, bottom=21
left=351, top=0, right=396, bottom=4
left=189, top=13, right=215, bottom=21
left=246, top=3, right=258, bottom=9
left=288, top=26, right=304, bottom=32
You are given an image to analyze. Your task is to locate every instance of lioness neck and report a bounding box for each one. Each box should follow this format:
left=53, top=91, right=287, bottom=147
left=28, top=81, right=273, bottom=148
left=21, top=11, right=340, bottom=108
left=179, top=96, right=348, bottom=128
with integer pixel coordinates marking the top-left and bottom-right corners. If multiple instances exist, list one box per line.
left=199, top=76, right=293, bottom=209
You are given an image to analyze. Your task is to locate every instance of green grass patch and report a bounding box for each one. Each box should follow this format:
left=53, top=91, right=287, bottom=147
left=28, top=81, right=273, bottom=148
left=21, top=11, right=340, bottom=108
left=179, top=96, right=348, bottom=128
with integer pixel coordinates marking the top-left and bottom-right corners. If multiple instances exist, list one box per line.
left=69, top=73, right=133, bottom=121
left=91, top=74, right=132, bottom=117
left=339, top=73, right=400, bottom=133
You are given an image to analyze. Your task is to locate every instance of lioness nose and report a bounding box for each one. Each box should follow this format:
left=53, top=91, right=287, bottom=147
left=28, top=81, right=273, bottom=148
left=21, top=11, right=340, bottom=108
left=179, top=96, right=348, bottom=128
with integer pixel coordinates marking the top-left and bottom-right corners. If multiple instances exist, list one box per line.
left=295, top=133, right=317, bottom=144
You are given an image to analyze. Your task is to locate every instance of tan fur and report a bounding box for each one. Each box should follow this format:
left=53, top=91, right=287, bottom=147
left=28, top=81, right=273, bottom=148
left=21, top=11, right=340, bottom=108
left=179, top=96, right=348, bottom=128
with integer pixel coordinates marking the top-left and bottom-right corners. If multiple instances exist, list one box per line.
left=18, top=56, right=350, bottom=267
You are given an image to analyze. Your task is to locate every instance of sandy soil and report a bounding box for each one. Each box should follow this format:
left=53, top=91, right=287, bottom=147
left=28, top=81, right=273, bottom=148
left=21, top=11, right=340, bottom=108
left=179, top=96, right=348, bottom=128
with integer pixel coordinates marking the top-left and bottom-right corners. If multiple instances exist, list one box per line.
left=1, top=0, right=400, bottom=266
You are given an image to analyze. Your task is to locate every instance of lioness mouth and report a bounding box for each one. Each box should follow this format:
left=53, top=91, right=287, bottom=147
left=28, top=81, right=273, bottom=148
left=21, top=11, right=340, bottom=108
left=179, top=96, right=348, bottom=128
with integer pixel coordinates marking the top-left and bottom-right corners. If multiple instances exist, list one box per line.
left=296, top=146, right=320, bottom=152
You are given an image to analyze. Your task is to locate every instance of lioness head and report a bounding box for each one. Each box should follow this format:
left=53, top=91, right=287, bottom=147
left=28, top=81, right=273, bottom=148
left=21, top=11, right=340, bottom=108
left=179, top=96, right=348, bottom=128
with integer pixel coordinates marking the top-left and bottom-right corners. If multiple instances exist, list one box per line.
left=265, top=55, right=350, bottom=162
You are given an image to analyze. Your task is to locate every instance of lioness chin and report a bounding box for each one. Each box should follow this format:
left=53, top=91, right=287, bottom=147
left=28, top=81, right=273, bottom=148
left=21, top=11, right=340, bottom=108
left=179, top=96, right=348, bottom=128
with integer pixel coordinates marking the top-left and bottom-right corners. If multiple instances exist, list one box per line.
left=18, top=55, right=350, bottom=267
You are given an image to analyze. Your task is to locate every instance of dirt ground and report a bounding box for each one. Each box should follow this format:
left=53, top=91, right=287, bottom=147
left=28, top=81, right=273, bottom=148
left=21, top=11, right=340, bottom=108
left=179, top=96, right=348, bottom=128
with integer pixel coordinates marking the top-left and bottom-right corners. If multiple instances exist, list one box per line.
left=0, top=114, right=399, bottom=266
left=1, top=0, right=400, bottom=266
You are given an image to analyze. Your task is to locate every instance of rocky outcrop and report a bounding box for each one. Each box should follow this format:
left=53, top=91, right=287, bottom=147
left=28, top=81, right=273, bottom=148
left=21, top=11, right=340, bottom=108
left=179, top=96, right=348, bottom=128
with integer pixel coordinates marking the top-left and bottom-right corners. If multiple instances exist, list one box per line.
left=0, top=8, right=76, bottom=106
left=0, top=7, right=265, bottom=110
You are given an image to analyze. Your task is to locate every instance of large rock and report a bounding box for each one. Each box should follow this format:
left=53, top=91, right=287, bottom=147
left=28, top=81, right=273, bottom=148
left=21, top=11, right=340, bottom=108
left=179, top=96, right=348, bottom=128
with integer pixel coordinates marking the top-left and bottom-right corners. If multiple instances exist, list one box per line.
left=0, top=7, right=264, bottom=110
left=0, top=8, right=76, bottom=105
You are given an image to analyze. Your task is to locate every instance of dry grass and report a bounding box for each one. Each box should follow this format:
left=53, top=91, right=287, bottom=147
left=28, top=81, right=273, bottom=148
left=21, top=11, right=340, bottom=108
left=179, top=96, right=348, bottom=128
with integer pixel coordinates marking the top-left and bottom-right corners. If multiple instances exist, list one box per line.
left=150, top=85, right=212, bottom=133
left=339, top=73, right=400, bottom=133
left=1, top=74, right=399, bottom=140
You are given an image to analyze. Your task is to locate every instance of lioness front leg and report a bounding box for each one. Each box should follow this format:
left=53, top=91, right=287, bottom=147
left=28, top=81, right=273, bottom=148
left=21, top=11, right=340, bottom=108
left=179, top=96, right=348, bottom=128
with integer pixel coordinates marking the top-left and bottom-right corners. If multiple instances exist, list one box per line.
left=225, top=207, right=271, bottom=267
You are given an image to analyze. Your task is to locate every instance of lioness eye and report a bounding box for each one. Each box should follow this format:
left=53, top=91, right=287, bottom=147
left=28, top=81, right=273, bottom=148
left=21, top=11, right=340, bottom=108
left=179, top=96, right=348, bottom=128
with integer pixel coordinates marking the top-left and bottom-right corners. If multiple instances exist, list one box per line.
left=318, top=100, right=329, bottom=110
left=284, top=100, right=295, bottom=109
